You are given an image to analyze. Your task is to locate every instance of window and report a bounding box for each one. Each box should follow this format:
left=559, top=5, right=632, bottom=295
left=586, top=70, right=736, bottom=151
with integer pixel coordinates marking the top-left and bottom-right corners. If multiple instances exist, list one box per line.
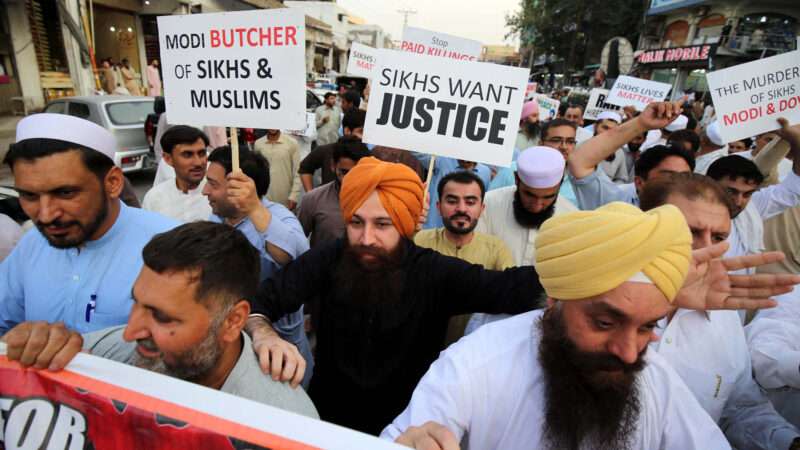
left=105, top=101, right=153, bottom=126
left=44, top=102, right=66, bottom=114
left=67, top=102, right=91, bottom=119
left=306, top=90, right=322, bottom=110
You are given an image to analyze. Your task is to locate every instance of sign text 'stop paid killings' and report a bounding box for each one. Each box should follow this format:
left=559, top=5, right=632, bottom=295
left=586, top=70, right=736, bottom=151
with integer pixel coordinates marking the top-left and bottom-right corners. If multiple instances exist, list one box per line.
left=363, top=49, right=528, bottom=168
left=157, top=9, right=307, bottom=130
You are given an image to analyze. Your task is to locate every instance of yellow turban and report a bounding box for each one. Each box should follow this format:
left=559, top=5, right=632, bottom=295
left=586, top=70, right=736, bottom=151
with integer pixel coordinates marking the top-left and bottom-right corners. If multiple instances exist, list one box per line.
left=534, top=202, right=691, bottom=302
left=339, top=157, right=424, bottom=238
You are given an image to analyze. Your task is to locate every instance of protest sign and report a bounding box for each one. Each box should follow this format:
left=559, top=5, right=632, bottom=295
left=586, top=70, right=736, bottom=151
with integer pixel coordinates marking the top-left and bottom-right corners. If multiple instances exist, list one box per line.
left=363, top=49, right=528, bottom=167
left=347, top=42, right=379, bottom=78
left=583, top=88, right=622, bottom=120
left=286, top=112, right=317, bottom=138
left=606, top=75, right=670, bottom=110
left=157, top=9, right=306, bottom=130
left=400, top=26, right=483, bottom=62
left=525, top=82, right=538, bottom=100
left=536, top=95, right=560, bottom=121
left=707, top=50, right=800, bottom=143
left=0, top=344, right=402, bottom=450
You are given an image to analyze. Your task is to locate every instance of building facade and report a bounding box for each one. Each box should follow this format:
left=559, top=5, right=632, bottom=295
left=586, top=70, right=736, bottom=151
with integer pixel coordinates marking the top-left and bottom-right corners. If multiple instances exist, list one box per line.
left=636, top=0, right=799, bottom=99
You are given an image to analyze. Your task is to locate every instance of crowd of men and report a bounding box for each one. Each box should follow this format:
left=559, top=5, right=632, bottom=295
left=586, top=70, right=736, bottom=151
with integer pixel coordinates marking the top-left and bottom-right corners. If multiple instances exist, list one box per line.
left=2, top=85, right=800, bottom=450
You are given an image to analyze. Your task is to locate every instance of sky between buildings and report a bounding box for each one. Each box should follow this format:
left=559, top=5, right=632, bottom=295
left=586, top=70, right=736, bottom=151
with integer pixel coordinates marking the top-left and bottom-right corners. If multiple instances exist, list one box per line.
left=337, top=0, right=522, bottom=46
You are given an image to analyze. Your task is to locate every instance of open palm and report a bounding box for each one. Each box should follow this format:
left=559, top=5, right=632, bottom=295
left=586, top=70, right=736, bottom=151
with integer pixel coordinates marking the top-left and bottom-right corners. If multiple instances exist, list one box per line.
left=675, top=242, right=800, bottom=311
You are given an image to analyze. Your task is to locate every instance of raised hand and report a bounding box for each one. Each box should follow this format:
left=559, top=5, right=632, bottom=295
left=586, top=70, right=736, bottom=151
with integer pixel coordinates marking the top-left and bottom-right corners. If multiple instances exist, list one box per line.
left=675, top=242, right=800, bottom=311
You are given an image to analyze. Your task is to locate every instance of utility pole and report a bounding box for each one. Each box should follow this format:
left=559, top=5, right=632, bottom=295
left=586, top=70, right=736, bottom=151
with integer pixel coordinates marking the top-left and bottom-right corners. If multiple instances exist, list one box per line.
left=397, top=8, right=417, bottom=29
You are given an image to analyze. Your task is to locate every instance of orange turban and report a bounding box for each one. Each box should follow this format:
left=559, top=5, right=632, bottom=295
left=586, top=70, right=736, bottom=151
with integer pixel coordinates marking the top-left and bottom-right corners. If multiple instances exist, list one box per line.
left=339, top=157, right=424, bottom=238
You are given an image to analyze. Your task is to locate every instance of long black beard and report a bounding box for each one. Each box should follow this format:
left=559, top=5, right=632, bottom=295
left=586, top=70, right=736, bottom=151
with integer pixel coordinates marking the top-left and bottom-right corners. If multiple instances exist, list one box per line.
left=524, top=121, right=541, bottom=138
left=537, top=308, right=643, bottom=450
left=512, top=190, right=556, bottom=228
left=332, top=240, right=406, bottom=308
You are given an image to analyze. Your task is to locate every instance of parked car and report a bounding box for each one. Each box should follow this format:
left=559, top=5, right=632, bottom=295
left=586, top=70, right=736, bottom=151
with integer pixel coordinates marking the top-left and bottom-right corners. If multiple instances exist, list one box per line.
left=42, top=95, right=156, bottom=173
left=0, top=185, right=27, bottom=224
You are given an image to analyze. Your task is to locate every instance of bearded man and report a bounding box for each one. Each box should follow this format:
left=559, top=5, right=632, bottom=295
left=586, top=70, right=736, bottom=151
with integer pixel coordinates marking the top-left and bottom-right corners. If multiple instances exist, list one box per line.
left=2, top=222, right=317, bottom=418
left=1, top=114, right=176, bottom=335
left=246, top=157, right=547, bottom=435
left=477, top=146, right=577, bottom=266
left=383, top=202, right=799, bottom=450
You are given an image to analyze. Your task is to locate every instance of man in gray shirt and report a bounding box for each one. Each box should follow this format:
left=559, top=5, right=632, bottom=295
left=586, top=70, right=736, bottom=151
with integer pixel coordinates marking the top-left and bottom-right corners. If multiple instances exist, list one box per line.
left=2, top=221, right=317, bottom=419
left=297, top=138, right=370, bottom=248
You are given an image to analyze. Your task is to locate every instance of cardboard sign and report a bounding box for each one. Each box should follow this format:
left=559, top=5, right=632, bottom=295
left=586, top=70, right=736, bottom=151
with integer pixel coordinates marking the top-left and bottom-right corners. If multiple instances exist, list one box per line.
left=157, top=9, right=307, bottom=130
left=363, top=49, right=528, bottom=167
left=400, top=26, right=483, bottom=62
left=536, top=95, right=560, bottom=121
left=707, top=50, right=800, bottom=143
left=0, top=344, right=402, bottom=450
left=347, top=42, right=379, bottom=78
left=606, top=75, right=670, bottom=110
left=583, top=88, right=622, bottom=120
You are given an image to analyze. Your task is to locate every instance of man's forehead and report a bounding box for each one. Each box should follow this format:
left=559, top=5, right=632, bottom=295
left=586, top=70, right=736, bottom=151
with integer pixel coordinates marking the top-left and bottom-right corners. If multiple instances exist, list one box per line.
left=134, top=266, right=204, bottom=311
left=548, top=125, right=576, bottom=137
left=576, top=284, right=670, bottom=322
left=443, top=181, right=481, bottom=198
left=14, top=153, right=94, bottom=189
left=669, top=193, right=731, bottom=231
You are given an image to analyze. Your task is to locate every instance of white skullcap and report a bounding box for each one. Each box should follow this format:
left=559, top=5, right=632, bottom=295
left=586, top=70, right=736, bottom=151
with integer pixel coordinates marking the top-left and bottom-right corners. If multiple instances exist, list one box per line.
left=664, top=114, right=688, bottom=132
left=596, top=111, right=622, bottom=123
left=639, top=129, right=663, bottom=153
left=705, top=121, right=725, bottom=146
left=517, top=146, right=565, bottom=189
left=15, top=113, right=118, bottom=162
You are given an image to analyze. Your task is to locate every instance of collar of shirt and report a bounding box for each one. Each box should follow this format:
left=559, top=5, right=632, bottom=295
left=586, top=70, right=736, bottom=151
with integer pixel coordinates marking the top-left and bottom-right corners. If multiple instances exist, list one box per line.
left=82, top=201, right=130, bottom=251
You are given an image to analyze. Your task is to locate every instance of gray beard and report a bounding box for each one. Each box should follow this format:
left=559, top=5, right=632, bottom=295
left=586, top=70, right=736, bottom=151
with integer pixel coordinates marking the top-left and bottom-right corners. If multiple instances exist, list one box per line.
left=131, top=317, right=225, bottom=383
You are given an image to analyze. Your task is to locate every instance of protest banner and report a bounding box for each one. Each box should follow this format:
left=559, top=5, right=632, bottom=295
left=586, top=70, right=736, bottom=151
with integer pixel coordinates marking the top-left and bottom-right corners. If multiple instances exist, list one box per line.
left=363, top=49, right=528, bottom=168
left=0, top=343, right=402, bottom=450
left=400, top=26, right=483, bottom=62
left=606, top=75, right=670, bottom=111
left=347, top=42, right=379, bottom=78
left=157, top=9, right=307, bottom=131
left=536, top=95, right=560, bottom=121
left=707, top=50, right=800, bottom=143
left=583, top=88, right=622, bottom=121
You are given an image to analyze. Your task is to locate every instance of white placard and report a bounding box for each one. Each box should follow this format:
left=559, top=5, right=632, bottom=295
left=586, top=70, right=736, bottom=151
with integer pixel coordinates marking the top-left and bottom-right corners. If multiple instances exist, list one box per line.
left=707, top=50, right=800, bottom=144
left=347, top=42, right=379, bottom=78
left=606, top=75, right=671, bottom=110
left=400, top=26, right=483, bottom=62
left=286, top=112, right=317, bottom=138
left=158, top=9, right=306, bottom=130
left=363, top=50, right=528, bottom=167
left=583, top=88, right=622, bottom=120
left=536, top=95, right=560, bottom=120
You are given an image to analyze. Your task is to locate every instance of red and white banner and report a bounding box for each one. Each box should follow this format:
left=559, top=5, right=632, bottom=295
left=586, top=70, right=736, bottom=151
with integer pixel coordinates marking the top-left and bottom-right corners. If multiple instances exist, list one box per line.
left=0, top=344, right=402, bottom=450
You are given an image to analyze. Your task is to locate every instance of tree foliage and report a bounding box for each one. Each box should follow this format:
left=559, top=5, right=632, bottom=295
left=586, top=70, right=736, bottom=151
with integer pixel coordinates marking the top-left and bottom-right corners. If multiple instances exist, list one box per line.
left=507, top=0, right=645, bottom=72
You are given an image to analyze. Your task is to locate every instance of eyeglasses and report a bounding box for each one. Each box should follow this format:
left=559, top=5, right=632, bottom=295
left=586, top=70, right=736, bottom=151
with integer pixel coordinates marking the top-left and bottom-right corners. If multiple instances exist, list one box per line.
left=543, top=137, right=577, bottom=146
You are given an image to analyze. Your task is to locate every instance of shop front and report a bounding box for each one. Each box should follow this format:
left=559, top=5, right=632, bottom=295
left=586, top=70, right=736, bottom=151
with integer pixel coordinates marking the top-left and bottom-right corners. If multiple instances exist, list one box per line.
left=635, top=43, right=717, bottom=97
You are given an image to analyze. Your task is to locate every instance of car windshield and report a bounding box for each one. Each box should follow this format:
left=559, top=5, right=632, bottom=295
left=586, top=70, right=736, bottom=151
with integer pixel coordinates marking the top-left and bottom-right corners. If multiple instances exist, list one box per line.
left=105, top=101, right=153, bottom=126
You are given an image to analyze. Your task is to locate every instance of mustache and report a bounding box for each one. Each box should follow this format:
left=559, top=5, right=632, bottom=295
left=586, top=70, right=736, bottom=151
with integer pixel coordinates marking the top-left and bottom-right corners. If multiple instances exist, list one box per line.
left=137, top=338, right=160, bottom=353
left=448, top=213, right=472, bottom=221
left=575, top=348, right=647, bottom=374
left=37, top=219, right=81, bottom=229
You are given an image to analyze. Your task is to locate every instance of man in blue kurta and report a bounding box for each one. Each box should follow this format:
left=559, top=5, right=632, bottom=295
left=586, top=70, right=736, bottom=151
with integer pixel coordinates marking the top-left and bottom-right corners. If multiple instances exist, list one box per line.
left=203, top=145, right=313, bottom=388
left=0, top=113, right=177, bottom=335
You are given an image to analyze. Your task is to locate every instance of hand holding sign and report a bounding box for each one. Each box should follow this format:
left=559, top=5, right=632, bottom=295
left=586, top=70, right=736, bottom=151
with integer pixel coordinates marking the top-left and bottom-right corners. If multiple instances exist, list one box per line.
left=2, top=321, right=83, bottom=371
